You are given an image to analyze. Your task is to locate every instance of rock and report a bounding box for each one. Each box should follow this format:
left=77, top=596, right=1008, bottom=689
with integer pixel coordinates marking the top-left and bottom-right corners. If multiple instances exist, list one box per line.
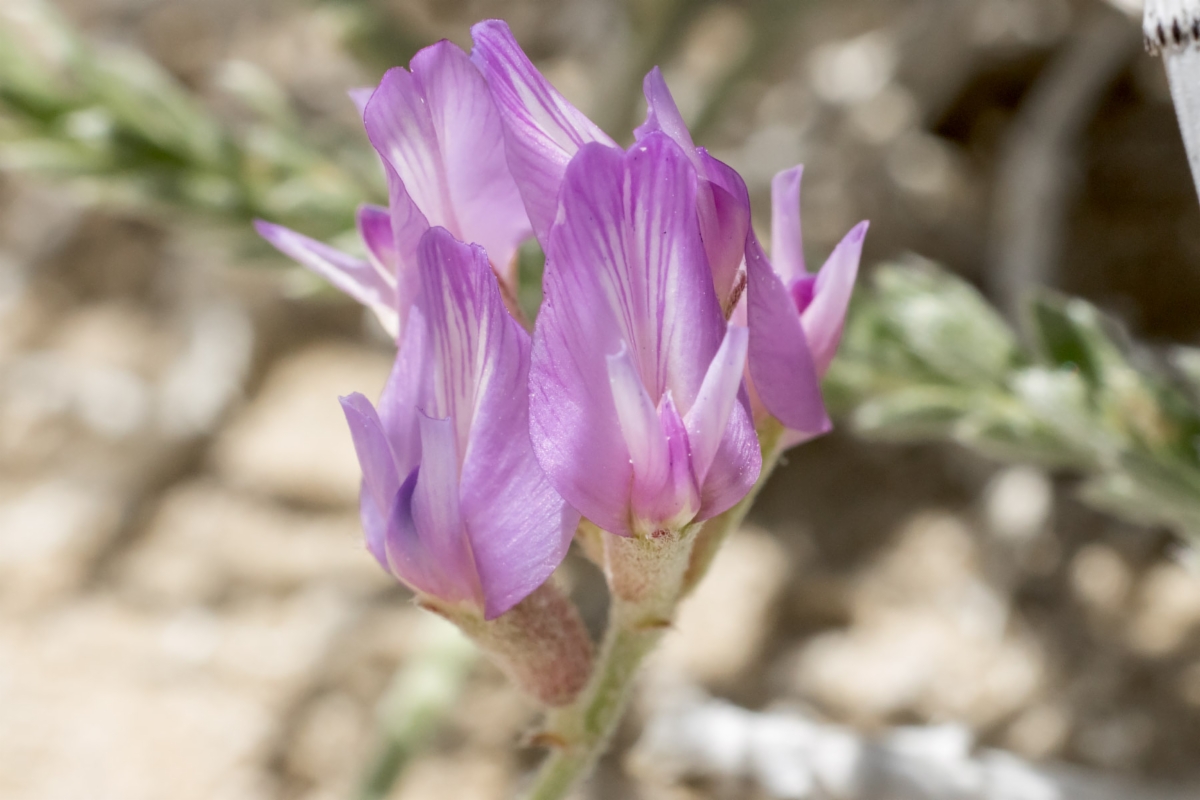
left=212, top=343, right=392, bottom=506
left=1179, top=660, right=1200, bottom=707
left=1069, top=544, right=1133, bottom=620
left=390, top=753, right=511, bottom=800
left=1003, top=702, right=1071, bottom=760
left=983, top=466, right=1054, bottom=544
left=785, top=512, right=1044, bottom=727
left=0, top=599, right=278, bottom=800
left=206, top=586, right=355, bottom=689
left=155, top=301, right=253, bottom=439
left=1126, top=562, right=1200, bottom=657
left=117, top=480, right=389, bottom=608
left=0, top=478, right=122, bottom=610
left=1073, top=710, right=1155, bottom=771
left=50, top=302, right=174, bottom=378
left=317, top=605, right=437, bottom=702
left=283, top=690, right=368, bottom=791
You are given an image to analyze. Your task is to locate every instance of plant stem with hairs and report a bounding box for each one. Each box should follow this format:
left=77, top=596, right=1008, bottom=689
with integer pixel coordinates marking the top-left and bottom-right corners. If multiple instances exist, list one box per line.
left=520, top=421, right=787, bottom=800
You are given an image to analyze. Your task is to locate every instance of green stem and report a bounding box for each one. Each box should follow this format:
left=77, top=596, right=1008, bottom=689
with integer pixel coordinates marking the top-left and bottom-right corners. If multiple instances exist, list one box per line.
left=520, top=418, right=790, bottom=800
left=355, top=620, right=477, bottom=800
left=521, top=621, right=661, bottom=800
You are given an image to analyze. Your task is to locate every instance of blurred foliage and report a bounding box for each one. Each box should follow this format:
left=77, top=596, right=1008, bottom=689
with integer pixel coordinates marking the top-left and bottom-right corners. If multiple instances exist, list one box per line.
left=0, top=0, right=379, bottom=243
left=355, top=619, right=477, bottom=800
left=827, top=258, right=1200, bottom=540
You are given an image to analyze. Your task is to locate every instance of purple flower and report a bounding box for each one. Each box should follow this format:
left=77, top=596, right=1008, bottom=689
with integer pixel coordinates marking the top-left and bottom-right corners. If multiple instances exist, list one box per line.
left=256, top=39, right=531, bottom=338
left=743, top=167, right=867, bottom=441
left=632, top=70, right=867, bottom=440
left=341, top=226, right=577, bottom=619
left=528, top=133, right=760, bottom=538
left=469, top=23, right=747, bottom=307
left=767, top=167, right=867, bottom=378
left=469, top=24, right=849, bottom=440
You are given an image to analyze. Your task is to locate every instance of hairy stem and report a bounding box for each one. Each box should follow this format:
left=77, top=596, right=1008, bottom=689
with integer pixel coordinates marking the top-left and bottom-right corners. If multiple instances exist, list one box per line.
left=521, top=621, right=662, bottom=800
left=520, top=418, right=789, bottom=799
left=520, top=524, right=696, bottom=799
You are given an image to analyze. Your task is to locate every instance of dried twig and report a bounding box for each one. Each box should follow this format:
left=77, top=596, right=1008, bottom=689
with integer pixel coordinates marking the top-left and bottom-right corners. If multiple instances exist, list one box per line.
left=988, top=7, right=1141, bottom=320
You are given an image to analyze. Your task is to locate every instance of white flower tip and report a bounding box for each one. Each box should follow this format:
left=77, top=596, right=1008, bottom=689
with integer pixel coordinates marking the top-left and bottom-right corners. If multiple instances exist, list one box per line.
left=1144, top=0, right=1200, bottom=55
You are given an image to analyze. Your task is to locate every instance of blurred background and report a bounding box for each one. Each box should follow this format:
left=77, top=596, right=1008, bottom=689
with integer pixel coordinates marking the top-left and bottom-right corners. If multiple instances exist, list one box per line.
left=4, top=0, right=1200, bottom=798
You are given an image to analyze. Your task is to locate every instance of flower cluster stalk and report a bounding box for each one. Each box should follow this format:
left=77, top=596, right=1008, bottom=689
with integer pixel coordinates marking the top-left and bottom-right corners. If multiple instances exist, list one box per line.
left=521, top=616, right=662, bottom=800
left=520, top=420, right=787, bottom=800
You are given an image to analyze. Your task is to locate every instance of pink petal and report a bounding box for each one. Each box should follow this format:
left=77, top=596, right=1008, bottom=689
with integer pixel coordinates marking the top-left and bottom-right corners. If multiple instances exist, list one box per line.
left=409, top=413, right=478, bottom=598
left=745, top=234, right=831, bottom=436
left=470, top=19, right=615, bottom=244
left=683, top=325, right=750, bottom=485
left=339, top=393, right=399, bottom=568
left=802, top=221, right=868, bottom=376
left=530, top=134, right=744, bottom=535
left=356, top=203, right=398, bottom=283
left=358, top=489, right=390, bottom=571
left=254, top=220, right=398, bottom=337
left=416, top=226, right=576, bottom=618
left=411, top=41, right=531, bottom=280
left=414, top=229, right=492, bottom=448
left=365, top=66, right=446, bottom=226
left=695, top=151, right=752, bottom=303
left=381, top=418, right=478, bottom=607
left=607, top=343, right=669, bottom=493
left=381, top=161, right=430, bottom=335
left=635, top=67, right=697, bottom=160
left=348, top=87, right=374, bottom=117
left=636, top=68, right=749, bottom=303
left=376, top=310, right=430, bottom=478
left=340, top=393, right=400, bottom=514
left=365, top=42, right=530, bottom=285
left=770, top=166, right=807, bottom=284
left=694, top=390, right=760, bottom=520
left=623, top=136, right=727, bottom=403
left=633, top=393, right=700, bottom=532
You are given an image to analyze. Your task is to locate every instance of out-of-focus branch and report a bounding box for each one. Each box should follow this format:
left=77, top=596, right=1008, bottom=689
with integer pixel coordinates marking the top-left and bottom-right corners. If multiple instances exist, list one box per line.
left=688, top=0, right=809, bottom=142
left=632, top=685, right=1199, bottom=800
left=598, top=0, right=705, bottom=139
left=354, top=618, right=477, bottom=800
left=0, top=0, right=379, bottom=242
left=988, top=6, right=1141, bottom=320
left=827, top=257, right=1200, bottom=543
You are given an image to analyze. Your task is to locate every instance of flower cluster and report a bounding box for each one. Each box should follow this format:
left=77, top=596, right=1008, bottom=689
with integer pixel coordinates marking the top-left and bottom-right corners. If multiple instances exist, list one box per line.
left=257, top=20, right=866, bottom=706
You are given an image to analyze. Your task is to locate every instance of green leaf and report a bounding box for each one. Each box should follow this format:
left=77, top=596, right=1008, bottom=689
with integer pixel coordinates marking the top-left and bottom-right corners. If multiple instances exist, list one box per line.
left=1080, top=463, right=1200, bottom=543
left=1026, top=292, right=1131, bottom=390
left=955, top=405, right=1091, bottom=469
left=852, top=386, right=975, bottom=440
left=871, top=258, right=1019, bottom=386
